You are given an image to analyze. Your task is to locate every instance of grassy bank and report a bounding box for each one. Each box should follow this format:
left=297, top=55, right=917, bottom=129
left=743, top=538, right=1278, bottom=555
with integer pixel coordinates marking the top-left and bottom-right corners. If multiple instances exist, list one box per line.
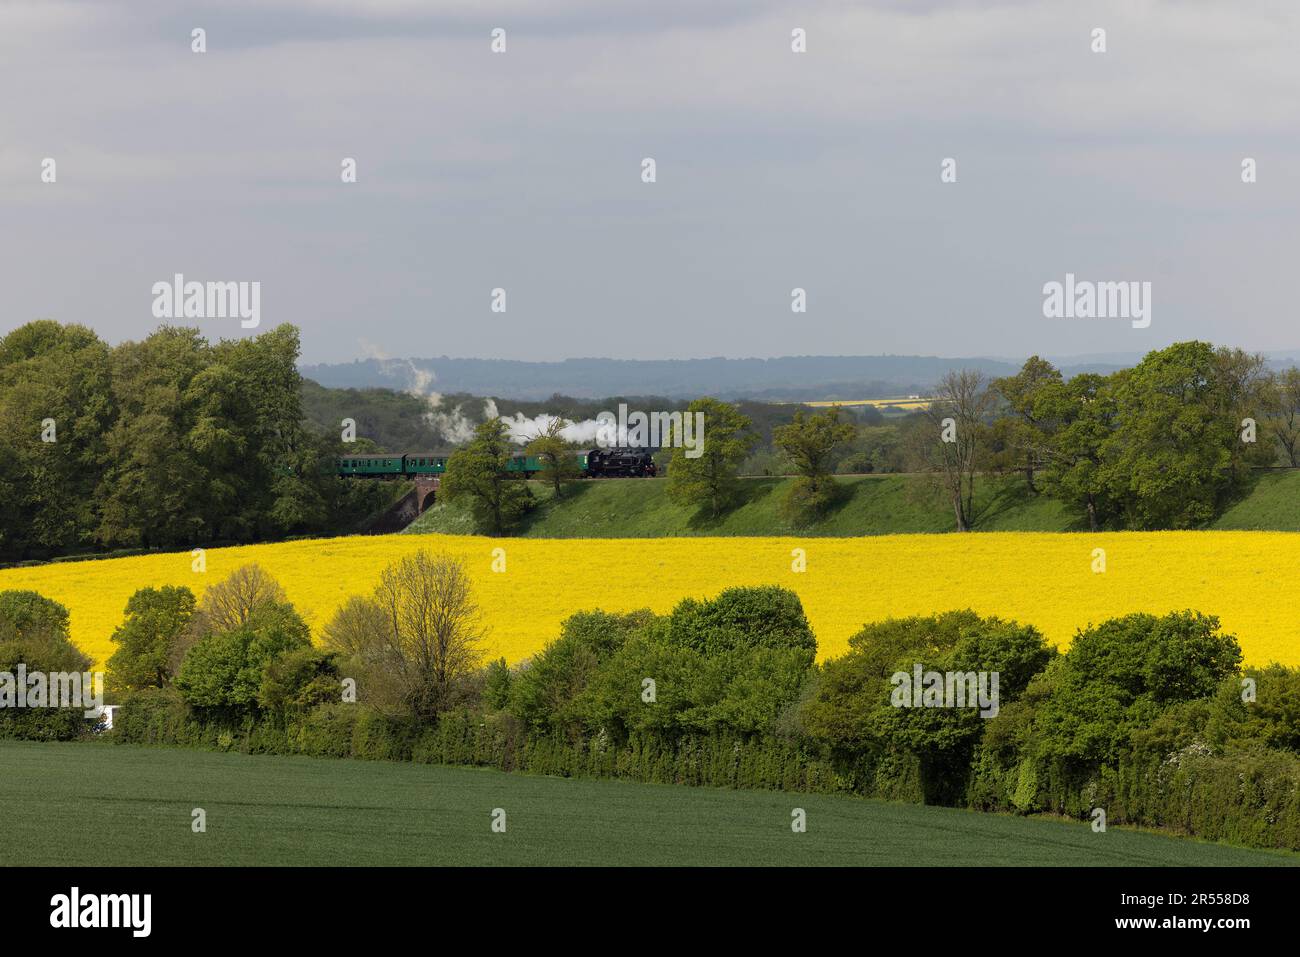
left=406, top=470, right=1300, bottom=538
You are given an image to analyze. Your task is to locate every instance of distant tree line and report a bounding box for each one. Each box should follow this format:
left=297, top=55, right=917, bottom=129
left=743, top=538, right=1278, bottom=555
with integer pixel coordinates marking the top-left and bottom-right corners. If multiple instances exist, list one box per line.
left=634, top=341, right=1300, bottom=533
left=0, top=321, right=388, bottom=562
left=930, top=340, right=1288, bottom=531
left=9, top=321, right=1299, bottom=552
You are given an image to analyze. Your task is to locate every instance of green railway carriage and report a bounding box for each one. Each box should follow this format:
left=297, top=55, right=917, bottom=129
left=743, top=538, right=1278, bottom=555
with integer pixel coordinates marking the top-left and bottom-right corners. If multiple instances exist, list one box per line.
left=505, top=455, right=541, bottom=473
left=403, top=454, right=448, bottom=474
left=337, top=455, right=404, bottom=476
left=334, top=449, right=601, bottom=479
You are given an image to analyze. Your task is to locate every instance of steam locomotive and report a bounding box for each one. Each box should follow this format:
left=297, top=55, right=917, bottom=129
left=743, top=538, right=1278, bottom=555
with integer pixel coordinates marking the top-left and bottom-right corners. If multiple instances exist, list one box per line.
left=336, top=447, right=657, bottom=479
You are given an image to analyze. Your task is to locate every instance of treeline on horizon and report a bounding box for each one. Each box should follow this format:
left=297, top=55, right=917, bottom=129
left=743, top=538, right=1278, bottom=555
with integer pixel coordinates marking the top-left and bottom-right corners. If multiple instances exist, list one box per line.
left=4, top=564, right=1299, bottom=852
left=421, top=340, right=1300, bottom=535
left=6, top=319, right=1300, bottom=559
left=747, top=340, right=1300, bottom=532
left=917, top=341, right=1299, bottom=532
left=0, top=320, right=389, bottom=563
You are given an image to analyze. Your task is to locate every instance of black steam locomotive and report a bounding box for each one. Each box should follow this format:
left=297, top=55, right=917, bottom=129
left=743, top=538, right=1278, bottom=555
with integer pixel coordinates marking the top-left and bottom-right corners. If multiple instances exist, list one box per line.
left=584, top=446, right=658, bottom=478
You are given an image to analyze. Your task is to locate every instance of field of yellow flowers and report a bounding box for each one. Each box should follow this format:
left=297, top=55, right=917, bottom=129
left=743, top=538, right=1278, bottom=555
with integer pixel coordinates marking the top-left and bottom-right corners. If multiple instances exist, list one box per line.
left=1, top=531, right=1298, bottom=671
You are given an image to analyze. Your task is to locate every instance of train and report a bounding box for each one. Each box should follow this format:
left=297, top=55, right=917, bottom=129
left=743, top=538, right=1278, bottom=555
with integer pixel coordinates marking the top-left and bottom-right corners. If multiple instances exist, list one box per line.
left=336, top=447, right=658, bottom=479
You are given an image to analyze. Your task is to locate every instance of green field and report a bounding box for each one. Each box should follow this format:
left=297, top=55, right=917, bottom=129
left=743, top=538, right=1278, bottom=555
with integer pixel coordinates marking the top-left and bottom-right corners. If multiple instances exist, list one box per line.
left=1, top=741, right=1293, bottom=866
left=406, top=470, right=1300, bottom=538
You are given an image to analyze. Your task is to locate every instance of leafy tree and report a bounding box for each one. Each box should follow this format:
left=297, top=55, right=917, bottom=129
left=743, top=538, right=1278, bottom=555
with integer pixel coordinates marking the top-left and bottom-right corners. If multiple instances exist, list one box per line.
left=482, top=657, right=513, bottom=710
left=799, top=611, right=1054, bottom=802
left=0, top=322, right=113, bottom=557
left=175, top=602, right=312, bottom=714
left=1036, top=373, right=1117, bottom=531
left=515, top=591, right=817, bottom=742
left=0, top=589, right=75, bottom=647
left=772, top=407, right=856, bottom=520
left=602, top=588, right=815, bottom=739
left=96, top=327, right=215, bottom=547
left=991, top=356, right=1062, bottom=493
left=664, top=586, right=816, bottom=658
left=1100, top=342, right=1248, bottom=529
left=107, top=585, right=197, bottom=691
left=0, top=590, right=94, bottom=741
left=665, top=398, right=757, bottom=518
left=575, top=629, right=703, bottom=738
left=441, top=417, right=535, bottom=534
left=1206, top=663, right=1300, bottom=754
left=508, top=609, right=652, bottom=734
left=976, top=611, right=1243, bottom=814
left=525, top=417, right=581, bottom=497
left=258, top=646, right=340, bottom=720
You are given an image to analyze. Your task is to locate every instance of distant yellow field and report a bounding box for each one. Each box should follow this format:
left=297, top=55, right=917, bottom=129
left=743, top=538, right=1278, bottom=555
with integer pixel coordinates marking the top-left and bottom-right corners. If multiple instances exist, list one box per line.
left=1, top=532, right=1298, bottom=671
left=804, top=397, right=932, bottom=410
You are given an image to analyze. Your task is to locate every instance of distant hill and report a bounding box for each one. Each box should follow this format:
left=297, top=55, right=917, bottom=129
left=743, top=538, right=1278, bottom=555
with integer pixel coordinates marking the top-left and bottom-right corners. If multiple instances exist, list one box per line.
left=300, top=354, right=1133, bottom=401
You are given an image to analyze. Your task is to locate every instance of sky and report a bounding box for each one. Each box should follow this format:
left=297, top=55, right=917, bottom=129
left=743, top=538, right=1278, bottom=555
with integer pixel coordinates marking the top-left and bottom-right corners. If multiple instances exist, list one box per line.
left=2, top=0, right=1298, bottom=365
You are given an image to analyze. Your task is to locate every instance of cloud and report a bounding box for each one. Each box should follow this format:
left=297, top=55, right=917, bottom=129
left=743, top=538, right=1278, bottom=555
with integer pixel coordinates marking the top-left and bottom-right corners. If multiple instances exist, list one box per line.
left=3, top=0, right=1298, bottom=364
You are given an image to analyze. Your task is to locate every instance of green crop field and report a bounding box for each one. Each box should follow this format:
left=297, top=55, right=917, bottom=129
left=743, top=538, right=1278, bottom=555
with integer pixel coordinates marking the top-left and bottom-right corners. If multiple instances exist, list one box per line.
left=405, top=470, right=1300, bottom=539
left=1, top=741, right=1293, bottom=866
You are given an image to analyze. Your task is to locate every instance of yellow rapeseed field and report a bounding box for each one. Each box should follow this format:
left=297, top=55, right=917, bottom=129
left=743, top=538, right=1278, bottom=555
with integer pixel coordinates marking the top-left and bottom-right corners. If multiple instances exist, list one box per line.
left=804, top=398, right=933, bottom=410
left=1, top=532, right=1298, bottom=671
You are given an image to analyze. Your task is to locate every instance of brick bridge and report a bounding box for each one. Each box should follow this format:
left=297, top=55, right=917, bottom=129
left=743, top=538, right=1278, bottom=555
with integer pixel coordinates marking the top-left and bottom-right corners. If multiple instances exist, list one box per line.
left=365, top=477, right=439, bottom=534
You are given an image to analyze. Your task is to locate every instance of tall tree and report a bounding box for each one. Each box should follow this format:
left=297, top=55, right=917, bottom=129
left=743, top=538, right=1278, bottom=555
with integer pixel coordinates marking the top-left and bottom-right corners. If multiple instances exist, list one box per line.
left=1100, top=342, right=1247, bottom=529
left=1266, top=367, right=1300, bottom=467
left=916, top=370, right=994, bottom=531
left=665, top=398, right=757, bottom=518
left=441, top=417, right=535, bottom=534
left=323, top=551, right=485, bottom=720
left=772, top=406, right=856, bottom=519
left=992, top=356, right=1062, bottom=493
left=1036, top=373, right=1116, bottom=532
left=526, top=417, right=581, bottom=497
left=0, top=322, right=114, bottom=557
left=107, top=586, right=197, bottom=690
left=1211, top=346, right=1273, bottom=477
left=96, top=326, right=213, bottom=547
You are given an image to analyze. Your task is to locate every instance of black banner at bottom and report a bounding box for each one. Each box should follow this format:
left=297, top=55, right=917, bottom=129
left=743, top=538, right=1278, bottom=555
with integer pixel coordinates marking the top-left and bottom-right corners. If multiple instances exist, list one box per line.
left=3, top=865, right=1294, bottom=942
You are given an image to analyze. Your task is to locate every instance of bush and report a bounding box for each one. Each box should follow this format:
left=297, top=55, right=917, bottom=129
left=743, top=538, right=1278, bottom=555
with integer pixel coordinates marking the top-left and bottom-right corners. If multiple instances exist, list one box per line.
left=0, top=590, right=95, bottom=741
left=507, top=609, right=653, bottom=735
left=113, top=687, right=197, bottom=746
left=175, top=603, right=312, bottom=716
left=800, top=610, right=1055, bottom=804
left=664, top=586, right=816, bottom=658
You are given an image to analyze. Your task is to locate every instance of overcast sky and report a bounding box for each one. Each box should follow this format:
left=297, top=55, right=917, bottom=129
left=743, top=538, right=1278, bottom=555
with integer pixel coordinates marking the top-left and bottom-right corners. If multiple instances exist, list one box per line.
left=2, top=0, right=1298, bottom=365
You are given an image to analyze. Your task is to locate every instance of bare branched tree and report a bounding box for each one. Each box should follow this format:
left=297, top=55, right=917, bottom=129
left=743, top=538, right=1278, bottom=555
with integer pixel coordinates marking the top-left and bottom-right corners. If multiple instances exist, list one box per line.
left=322, top=595, right=388, bottom=659
left=916, top=370, right=994, bottom=531
left=1268, top=367, right=1300, bottom=468
left=324, top=551, right=485, bottom=720
left=196, top=562, right=288, bottom=633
